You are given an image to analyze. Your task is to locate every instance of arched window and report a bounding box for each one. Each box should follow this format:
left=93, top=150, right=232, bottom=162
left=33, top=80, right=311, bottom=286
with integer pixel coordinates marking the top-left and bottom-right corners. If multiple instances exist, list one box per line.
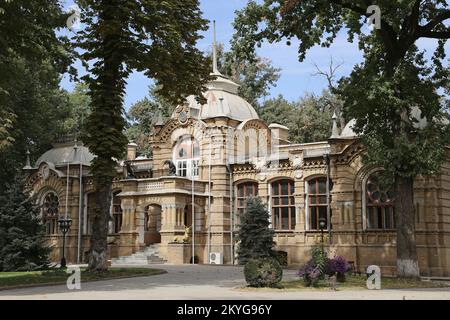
left=236, top=182, right=258, bottom=217
left=271, top=179, right=295, bottom=230
left=112, top=191, right=122, bottom=234
left=306, top=177, right=328, bottom=230
left=42, top=192, right=59, bottom=235
left=365, top=172, right=396, bottom=230
left=173, top=135, right=199, bottom=178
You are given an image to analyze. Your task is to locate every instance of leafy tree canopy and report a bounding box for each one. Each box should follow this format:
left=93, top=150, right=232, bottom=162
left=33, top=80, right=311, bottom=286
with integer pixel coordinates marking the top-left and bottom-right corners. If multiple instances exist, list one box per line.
left=208, top=43, right=281, bottom=107
left=125, top=85, right=175, bottom=157
left=259, top=92, right=333, bottom=143
left=0, top=0, right=75, bottom=193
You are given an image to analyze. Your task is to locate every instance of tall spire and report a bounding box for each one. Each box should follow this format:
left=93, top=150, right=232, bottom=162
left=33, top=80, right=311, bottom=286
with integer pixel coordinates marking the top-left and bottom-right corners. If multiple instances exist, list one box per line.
left=212, top=20, right=220, bottom=75
left=330, top=112, right=340, bottom=139
left=23, top=149, right=33, bottom=170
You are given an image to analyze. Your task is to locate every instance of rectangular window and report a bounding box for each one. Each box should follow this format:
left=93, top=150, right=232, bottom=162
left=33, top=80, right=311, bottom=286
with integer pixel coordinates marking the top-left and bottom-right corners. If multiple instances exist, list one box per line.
left=271, top=180, right=295, bottom=230
left=307, top=177, right=328, bottom=230
left=236, top=182, right=258, bottom=225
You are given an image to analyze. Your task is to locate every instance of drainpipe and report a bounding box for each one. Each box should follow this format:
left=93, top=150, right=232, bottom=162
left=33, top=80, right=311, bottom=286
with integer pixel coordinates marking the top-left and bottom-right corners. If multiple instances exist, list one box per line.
left=226, top=163, right=234, bottom=265
left=207, top=133, right=224, bottom=262
left=77, top=155, right=83, bottom=264
left=191, top=138, right=195, bottom=265
left=324, top=153, right=332, bottom=245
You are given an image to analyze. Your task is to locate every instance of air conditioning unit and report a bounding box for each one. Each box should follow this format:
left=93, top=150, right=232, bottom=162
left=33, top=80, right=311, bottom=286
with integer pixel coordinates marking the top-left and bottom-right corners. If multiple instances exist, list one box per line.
left=209, top=252, right=223, bottom=264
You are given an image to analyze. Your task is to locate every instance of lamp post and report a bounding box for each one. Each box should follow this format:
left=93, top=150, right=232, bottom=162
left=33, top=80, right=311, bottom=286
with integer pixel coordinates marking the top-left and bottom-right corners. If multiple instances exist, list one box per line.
left=319, top=217, right=326, bottom=255
left=58, top=218, right=72, bottom=268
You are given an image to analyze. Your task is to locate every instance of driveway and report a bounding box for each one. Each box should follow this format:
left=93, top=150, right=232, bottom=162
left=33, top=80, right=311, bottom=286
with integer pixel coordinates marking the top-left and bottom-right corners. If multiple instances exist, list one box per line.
left=0, top=264, right=449, bottom=300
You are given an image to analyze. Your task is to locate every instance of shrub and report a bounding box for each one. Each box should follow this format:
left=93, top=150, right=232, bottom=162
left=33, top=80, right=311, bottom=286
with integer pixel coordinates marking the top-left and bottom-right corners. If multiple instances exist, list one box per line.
left=298, top=259, right=322, bottom=287
left=327, top=256, right=351, bottom=282
left=274, top=250, right=288, bottom=266
left=311, top=244, right=329, bottom=274
left=244, top=258, right=283, bottom=287
left=236, top=197, right=275, bottom=264
left=0, top=177, right=51, bottom=271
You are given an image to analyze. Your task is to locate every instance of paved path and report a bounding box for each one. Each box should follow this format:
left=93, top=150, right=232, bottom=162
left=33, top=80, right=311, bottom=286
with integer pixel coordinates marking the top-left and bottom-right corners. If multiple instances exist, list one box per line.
left=0, top=264, right=449, bottom=300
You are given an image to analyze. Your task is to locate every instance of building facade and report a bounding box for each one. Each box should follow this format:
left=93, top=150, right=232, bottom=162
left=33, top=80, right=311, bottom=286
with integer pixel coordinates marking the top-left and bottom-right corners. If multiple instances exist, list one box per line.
left=25, top=68, right=450, bottom=277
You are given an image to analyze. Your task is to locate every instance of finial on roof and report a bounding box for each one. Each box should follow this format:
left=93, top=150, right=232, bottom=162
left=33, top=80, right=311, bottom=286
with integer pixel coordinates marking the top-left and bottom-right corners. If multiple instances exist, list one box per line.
left=155, top=107, right=165, bottom=126
left=330, top=112, right=340, bottom=139
left=23, top=149, right=33, bottom=170
left=212, top=20, right=221, bottom=75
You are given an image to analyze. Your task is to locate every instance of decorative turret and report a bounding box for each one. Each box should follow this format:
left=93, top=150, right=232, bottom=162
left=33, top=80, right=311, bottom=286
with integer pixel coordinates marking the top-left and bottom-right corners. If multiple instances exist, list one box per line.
left=23, top=149, right=33, bottom=171
left=330, top=112, right=340, bottom=139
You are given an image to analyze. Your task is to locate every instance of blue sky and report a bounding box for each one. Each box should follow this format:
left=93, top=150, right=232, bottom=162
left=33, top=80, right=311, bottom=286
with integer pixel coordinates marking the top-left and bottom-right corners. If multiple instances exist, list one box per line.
left=60, top=0, right=448, bottom=111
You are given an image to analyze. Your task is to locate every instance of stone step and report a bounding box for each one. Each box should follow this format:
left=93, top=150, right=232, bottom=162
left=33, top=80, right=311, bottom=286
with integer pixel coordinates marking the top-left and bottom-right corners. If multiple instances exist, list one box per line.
left=111, top=244, right=165, bottom=265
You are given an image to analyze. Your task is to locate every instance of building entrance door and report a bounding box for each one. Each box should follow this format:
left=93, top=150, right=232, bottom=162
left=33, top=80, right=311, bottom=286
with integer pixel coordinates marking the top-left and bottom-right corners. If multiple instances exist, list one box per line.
left=144, top=204, right=161, bottom=245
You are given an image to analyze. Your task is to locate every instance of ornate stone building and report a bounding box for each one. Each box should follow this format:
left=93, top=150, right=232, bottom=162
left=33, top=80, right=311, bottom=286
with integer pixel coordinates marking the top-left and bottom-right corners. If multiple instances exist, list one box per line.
left=24, top=53, right=450, bottom=277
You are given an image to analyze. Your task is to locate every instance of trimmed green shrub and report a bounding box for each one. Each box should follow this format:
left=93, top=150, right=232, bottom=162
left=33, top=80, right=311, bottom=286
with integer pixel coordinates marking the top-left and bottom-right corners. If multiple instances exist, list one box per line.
left=244, top=258, right=283, bottom=287
left=236, top=197, right=275, bottom=265
left=274, top=250, right=288, bottom=266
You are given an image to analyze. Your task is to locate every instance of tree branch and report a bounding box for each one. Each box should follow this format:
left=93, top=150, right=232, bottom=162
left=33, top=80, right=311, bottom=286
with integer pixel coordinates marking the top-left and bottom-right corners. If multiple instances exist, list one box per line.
left=420, top=10, right=450, bottom=33
left=418, top=29, right=450, bottom=39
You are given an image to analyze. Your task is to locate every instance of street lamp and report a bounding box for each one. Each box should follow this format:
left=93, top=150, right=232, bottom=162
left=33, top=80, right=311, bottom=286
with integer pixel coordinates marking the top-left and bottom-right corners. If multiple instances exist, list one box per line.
left=58, top=218, right=72, bottom=268
left=319, top=217, right=326, bottom=254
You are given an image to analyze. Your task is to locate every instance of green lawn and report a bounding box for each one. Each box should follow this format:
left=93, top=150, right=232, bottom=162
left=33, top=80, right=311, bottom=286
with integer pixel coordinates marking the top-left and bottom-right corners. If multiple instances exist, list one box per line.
left=280, top=274, right=450, bottom=290
left=0, top=267, right=166, bottom=290
left=240, top=274, right=450, bottom=291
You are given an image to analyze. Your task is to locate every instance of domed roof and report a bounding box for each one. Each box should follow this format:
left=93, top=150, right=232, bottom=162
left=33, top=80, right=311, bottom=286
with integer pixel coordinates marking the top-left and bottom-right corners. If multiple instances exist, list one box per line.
left=338, top=106, right=450, bottom=139
left=35, top=143, right=95, bottom=167
left=183, top=73, right=259, bottom=122
left=340, top=119, right=357, bottom=138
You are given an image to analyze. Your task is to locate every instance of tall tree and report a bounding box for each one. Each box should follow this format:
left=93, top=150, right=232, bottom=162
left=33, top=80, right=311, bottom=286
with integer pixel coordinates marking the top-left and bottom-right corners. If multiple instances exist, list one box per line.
left=0, top=0, right=75, bottom=194
left=232, top=0, right=450, bottom=277
left=259, top=93, right=333, bottom=143
left=76, top=0, right=211, bottom=271
left=61, top=82, right=92, bottom=137
left=236, top=197, right=275, bottom=265
left=125, top=85, right=175, bottom=158
left=208, top=43, right=281, bottom=107
left=0, top=176, right=51, bottom=272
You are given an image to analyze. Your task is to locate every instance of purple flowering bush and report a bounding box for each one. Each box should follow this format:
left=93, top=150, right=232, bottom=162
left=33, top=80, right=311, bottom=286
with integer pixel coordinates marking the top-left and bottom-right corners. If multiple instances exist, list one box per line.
left=327, top=255, right=351, bottom=282
left=297, top=259, right=322, bottom=287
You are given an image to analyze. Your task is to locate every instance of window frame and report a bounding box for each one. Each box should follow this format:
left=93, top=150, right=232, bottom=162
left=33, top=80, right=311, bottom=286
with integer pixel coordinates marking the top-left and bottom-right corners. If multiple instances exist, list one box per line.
left=112, top=191, right=123, bottom=234
left=270, top=179, right=296, bottom=231
left=235, top=181, right=259, bottom=220
left=173, top=135, right=200, bottom=179
left=41, top=191, right=59, bottom=235
left=363, top=171, right=396, bottom=231
left=305, top=176, right=329, bottom=231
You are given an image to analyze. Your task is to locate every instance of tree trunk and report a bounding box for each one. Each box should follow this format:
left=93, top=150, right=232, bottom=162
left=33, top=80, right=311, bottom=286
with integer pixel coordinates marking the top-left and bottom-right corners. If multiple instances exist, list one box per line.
left=395, top=175, right=420, bottom=278
left=87, top=183, right=112, bottom=272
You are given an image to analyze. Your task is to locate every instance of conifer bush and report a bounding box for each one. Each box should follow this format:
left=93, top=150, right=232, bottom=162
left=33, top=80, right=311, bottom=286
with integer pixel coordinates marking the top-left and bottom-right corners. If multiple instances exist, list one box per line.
left=244, top=258, right=283, bottom=287
left=0, top=177, right=51, bottom=271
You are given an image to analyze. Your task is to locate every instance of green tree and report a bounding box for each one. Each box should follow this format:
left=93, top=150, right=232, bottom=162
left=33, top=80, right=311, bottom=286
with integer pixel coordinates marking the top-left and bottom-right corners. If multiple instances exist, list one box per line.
left=208, top=43, right=281, bottom=107
left=61, top=82, right=92, bottom=137
left=125, top=85, right=175, bottom=157
left=75, top=0, right=211, bottom=271
left=233, top=0, right=450, bottom=278
left=236, top=197, right=276, bottom=265
left=259, top=93, right=333, bottom=143
left=0, top=0, right=75, bottom=193
left=0, top=176, right=51, bottom=271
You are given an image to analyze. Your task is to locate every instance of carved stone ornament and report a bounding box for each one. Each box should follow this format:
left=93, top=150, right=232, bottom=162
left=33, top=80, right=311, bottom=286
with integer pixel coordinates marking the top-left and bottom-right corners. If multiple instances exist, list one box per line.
left=257, top=172, right=267, bottom=181
left=294, top=170, right=303, bottom=179
left=40, top=164, right=50, bottom=181
left=292, top=155, right=303, bottom=168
